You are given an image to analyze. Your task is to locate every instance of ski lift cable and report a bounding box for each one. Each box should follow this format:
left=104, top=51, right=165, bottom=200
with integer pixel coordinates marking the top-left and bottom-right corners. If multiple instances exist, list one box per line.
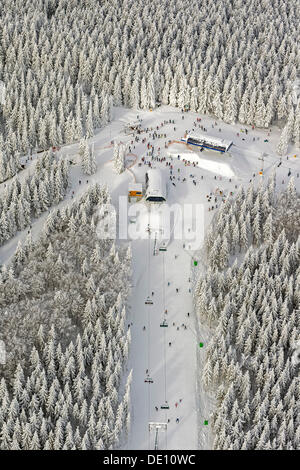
left=158, top=204, right=181, bottom=252
left=148, top=219, right=151, bottom=298
left=162, top=251, right=169, bottom=450
left=147, top=227, right=151, bottom=451
left=147, top=226, right=151, bottom=376
left=163, top=324, right=168, bottom=450
left=162, top=251, right=167, bottom=405
left=165, top=413, right=168, bottom=450
left=148, top=382, right=151, bottom=450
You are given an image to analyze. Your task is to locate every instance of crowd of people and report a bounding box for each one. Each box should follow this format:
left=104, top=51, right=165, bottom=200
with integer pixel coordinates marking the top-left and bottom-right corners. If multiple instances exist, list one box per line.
left=125, top=112, right=299, bottom=216
left=125, top=115, right=239, bottom=211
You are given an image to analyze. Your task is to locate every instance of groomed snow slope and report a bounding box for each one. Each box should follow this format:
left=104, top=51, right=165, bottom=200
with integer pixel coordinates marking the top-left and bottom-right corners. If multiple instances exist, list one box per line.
left=167, top=143, right=236, bottom=178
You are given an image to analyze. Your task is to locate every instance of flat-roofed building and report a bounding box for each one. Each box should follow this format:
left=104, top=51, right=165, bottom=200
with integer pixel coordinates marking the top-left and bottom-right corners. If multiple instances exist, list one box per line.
left=181, top=133, right=232, bottom=153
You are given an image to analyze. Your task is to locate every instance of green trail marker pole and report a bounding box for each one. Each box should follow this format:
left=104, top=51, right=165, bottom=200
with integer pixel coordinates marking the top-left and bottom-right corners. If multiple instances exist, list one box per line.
left=194, top=260, right=198, bottom=266
left=204, top=420, right=208, bottom=426
left=186, top=325, right=203, bottom=350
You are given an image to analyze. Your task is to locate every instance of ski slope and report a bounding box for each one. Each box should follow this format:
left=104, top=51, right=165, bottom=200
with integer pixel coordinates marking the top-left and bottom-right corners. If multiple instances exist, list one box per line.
left=0, top=105, right=299, bottom=450
left=167, top=143, right=236, bottom=178
left=125, top=208, right=199, bottom=450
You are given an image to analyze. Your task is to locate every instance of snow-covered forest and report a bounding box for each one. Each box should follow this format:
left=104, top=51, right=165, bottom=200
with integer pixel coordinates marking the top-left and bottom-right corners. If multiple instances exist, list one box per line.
left=195, top=176, right=300, bottom=449
left=0, top=152, right=69, bottom=245
left=0, top=184, right=132, bottom=449
left=0, top=0, right=299, bottom=182
left=0, top=0, right=299, bottom=452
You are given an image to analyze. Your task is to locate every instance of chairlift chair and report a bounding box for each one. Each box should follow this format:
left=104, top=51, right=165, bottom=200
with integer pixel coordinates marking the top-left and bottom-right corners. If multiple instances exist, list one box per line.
left=145, top=297, right=153, bottom=305
left=144, top=376, right=153, bottom=383
left=161, top=401, right=169, bottom=410
left=160, top=319, right=168, bottom=327
left=159, top=245, right=167, bottom=252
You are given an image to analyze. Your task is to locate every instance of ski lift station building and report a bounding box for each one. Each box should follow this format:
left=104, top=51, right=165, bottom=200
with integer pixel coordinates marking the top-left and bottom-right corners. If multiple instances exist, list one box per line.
left=181, top=133, right=232, bottom=153
left=145, top=169, right=166, bottom=203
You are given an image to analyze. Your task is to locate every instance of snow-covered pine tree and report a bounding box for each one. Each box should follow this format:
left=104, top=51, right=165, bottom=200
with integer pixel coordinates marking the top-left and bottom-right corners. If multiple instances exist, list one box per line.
left=277, top=125, right=290, bottom=156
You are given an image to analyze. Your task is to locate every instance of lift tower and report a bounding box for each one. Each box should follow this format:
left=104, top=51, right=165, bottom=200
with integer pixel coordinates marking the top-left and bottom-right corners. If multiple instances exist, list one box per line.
left=148, top=422, right=168, bottom=450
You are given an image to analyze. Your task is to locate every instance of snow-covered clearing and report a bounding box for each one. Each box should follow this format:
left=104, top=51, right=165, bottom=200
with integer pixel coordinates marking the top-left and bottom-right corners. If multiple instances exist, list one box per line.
left=0, top=106, right=299, bottom=449
left=168, top=143, right=236, bottom=178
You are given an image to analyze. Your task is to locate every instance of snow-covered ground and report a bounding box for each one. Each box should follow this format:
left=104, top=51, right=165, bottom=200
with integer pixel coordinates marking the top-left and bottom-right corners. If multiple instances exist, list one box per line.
left=0, top=105, right=299, bottom=450
left=168, top=143, right=236, bottom=178
left=124, top=208, right=199, bottom=450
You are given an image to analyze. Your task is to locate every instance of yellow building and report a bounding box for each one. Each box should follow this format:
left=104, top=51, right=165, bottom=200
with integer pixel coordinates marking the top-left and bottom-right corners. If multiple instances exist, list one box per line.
left=128, top=183, right=143, bottom=202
